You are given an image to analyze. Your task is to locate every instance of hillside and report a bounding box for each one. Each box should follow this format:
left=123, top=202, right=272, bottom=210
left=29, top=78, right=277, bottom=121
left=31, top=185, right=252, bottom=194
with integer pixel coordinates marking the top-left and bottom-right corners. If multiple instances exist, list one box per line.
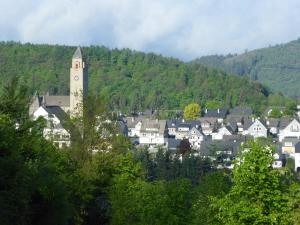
left=193, top=38, right=300, bottom=99
left=0, top=42, right=271, bottom=112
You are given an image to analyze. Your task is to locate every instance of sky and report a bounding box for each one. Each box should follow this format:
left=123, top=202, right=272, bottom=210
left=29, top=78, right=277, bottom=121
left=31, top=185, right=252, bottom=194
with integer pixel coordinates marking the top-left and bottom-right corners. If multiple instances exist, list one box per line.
left=1, top=0, right=300, bottom=60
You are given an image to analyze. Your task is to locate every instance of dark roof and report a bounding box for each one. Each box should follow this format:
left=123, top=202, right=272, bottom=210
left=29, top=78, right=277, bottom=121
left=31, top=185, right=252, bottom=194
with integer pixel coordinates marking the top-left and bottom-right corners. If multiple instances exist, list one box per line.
left=242, top=118, right=254, bottom=130
left=199, top=139, right=242, bottom=157
left=279, top=118, right=294, bottom=129
left=266, top=118, right=280, bottom=127
left=242, top=118, right=266, bottom=130
left=203, top=109, right=227, bottom=118
left=230, top=106, right=253, bottom=116
left=43, top=95, right=70, bottom=107
left=167, top=119, right=178, bottom=128
left=167, top=119, right=201, bottom=130
left=45, top=106, right=69, bottom=122
left=226, top=122, right=238, bottom=133
left=167, top=138, right=181, bottom=150
left=73, top=47, right=82, bottom=59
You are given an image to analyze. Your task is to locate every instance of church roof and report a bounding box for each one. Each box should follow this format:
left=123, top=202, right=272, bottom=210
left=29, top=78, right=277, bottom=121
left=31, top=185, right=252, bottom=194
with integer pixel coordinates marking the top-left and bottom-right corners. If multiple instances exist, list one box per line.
left=43, top=95, right=70, bottom=107
left=73, top=47, right=82, bottom=59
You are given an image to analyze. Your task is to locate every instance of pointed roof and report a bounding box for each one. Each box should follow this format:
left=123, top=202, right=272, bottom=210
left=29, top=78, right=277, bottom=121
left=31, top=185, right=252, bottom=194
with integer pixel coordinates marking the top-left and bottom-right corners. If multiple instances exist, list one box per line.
left=73, top=46, right=82, bottom=59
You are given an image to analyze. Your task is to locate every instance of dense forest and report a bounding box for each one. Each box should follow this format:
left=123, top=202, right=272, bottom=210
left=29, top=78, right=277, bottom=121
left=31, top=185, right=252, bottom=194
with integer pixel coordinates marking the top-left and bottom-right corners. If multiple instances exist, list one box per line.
left=0, top=41, right=275, bottom=113
left=1, top=79, right=300, bottom=225
left=194, top=38, right=300, bottom=99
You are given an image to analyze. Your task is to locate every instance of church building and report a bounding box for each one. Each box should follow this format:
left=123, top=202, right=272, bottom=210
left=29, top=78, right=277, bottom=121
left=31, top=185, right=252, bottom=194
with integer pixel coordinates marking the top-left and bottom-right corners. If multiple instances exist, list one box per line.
left=29, top=47, right=88, bottom=147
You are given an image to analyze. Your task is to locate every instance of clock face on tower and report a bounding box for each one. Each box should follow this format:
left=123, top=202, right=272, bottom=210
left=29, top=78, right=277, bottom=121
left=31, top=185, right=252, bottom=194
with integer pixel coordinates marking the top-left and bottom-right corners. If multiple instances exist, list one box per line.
left=74, top=75, right=79, bottom=81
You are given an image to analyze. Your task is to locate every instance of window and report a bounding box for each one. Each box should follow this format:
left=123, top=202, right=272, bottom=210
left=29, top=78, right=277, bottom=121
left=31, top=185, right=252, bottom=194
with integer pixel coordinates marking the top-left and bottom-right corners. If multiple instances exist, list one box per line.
left=291, top=125, right=299, bottom=132
left=285, top=142, right=293, bottom=147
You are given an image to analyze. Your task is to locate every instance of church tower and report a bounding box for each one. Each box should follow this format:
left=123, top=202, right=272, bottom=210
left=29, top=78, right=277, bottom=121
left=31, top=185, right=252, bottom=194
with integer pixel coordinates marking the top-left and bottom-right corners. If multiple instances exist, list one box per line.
left=70, top=47, right=88, bottom=116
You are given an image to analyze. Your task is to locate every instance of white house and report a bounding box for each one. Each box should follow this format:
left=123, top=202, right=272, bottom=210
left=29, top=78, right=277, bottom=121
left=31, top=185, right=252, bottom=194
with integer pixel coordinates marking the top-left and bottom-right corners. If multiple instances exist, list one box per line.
left=139, top=119, right=168, bottom=147
left=33, top=106, right=71, bottom=148
left=242, top=118, right=267, bottom=138
left=278, top=119, right=300, bottom=142
left=187, top=127, right=204, bottom=150
left=126, top=117, right=142, bottom=137
left=212, top=126, right=233, bottom=140
left=199, top=118, right=217, bottom=136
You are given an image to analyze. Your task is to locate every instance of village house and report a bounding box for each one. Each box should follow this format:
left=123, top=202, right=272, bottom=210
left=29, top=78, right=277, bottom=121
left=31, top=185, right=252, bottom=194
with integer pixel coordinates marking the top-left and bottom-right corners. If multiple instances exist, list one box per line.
left=203, top=108, right=227, bottom=123
left=139, top=119, right=168, bottom=147
left=187, top=127, right=205, bottom=150
left=242, top=118, right=268, bottom=138
left=278, top=118, right=300, bottom=142
left=212, top=125, right=234, bottom=140
left=199, top=117, right=218, bottom=135
left=33, top=106, right=70, bottom=148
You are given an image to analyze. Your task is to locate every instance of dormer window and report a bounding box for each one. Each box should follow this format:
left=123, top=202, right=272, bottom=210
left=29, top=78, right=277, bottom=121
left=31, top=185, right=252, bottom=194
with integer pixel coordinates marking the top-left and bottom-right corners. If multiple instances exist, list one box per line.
left=290, top=125, right=299, bottom=132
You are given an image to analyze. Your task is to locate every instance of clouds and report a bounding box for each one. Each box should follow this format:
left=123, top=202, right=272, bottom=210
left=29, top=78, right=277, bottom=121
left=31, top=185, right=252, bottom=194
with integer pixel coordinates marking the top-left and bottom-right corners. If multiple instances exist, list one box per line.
left=1, top=0, right=300, bottom=60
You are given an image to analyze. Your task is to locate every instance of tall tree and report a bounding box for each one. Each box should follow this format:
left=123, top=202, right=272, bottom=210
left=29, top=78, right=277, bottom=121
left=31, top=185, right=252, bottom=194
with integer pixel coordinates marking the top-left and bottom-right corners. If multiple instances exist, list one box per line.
left=183, top=103, right=201, bottom=120
left=213, top=140, right=292, bottom=225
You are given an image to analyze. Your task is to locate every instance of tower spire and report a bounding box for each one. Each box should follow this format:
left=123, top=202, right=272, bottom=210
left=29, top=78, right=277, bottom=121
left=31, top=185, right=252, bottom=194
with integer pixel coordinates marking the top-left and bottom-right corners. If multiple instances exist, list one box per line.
left=73, top=46, right=82, bottom=59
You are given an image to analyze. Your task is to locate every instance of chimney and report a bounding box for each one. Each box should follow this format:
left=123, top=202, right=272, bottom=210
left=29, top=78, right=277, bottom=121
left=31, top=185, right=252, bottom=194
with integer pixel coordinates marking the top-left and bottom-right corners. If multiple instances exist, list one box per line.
left=205, top=108, right=208, bottom=113
left=218, top=108, right=220, bottom=114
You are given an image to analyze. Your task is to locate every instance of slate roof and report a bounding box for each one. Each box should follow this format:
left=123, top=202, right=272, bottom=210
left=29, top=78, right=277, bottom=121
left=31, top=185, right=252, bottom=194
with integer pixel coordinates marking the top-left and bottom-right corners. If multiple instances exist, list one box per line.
left=199, top=138, right=242, bottom=157
left=266, top=118, right=280, bottom=127
left=226, top=122, right=238, bottom=133
left=73, top=47, right=82, bottom=59
left=230, top=106, right=253, bottom=116
left=167, top=120, right=201, bottom=131
left=279, top=118, right=295, bottom=129
left=203, top=109, right=227, bottom=118
left=126, top=117, right=142, bottom=128
left=44, top=106, right=69, bottom=123
left=167, top=138, right=181, bottom=151
left=167, top=119, right=178, bottom=128
left=242, top=118, right=267, bottom=130
left=140, top=119, right=167, bottom=134
left=188, top=127, right=203, bottom=137
left=43, top=95, right=70, bottom=107
left=242, top=118, right=254, bottom=130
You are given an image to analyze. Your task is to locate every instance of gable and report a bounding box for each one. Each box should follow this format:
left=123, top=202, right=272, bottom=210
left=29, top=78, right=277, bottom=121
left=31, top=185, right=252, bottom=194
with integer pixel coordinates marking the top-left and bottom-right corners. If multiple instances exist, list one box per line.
left=248, top=119, right=267, bottom=131
left=33, top=106, right=49, bottom=118
left=285, top=119, right=300, bottom=132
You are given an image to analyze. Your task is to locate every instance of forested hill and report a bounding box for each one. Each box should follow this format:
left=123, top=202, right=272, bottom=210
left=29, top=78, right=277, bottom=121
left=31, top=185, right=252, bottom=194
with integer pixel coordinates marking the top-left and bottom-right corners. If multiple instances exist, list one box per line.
left=193, top=38, right=300, bottom=99
left=0, top=42, right=270, bottom=112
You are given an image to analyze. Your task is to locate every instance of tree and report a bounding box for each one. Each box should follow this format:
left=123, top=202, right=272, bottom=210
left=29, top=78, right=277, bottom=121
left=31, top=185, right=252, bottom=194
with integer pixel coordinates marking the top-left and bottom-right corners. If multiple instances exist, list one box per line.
left=0, top=78, right=71, bottom=225
left=183, top=103, right=200, bottom=120
left=205, top=100, right=223, bottom=110
left=284, top=101, right=297, bottom=116
left=177, top=139, right=192, bottom=155
left=213, top=140, right=292, bottom=225
left=190, top=172, right=231, bottom=225
left=268, top=108, right=282, bottom=118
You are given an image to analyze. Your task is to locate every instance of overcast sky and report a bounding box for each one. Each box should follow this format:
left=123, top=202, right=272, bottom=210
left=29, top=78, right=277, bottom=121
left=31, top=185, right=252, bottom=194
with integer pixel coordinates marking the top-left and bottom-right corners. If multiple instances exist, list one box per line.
left=1, top=0, right=300, bottom=60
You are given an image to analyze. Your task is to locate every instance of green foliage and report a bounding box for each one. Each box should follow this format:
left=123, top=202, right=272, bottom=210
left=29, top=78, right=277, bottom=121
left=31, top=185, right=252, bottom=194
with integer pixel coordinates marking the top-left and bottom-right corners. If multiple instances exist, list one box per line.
left=183, top=103, right=200, bottom=120
left=268, top=108, right=283, bottom=118
left=109, top=173, right=193, bottom=225
left=194, top=38, right=300, bottom=99
left=0, top=80, right=71, bottom=225
left=205, top=100, right=224, bottom=109
left=213, top=140, right=292, bottom=225
left=0, top=42, right=269, bottom=113
left=284, top=101, right=297, bottom=116
left=190, top=172, right=231, bottom=225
